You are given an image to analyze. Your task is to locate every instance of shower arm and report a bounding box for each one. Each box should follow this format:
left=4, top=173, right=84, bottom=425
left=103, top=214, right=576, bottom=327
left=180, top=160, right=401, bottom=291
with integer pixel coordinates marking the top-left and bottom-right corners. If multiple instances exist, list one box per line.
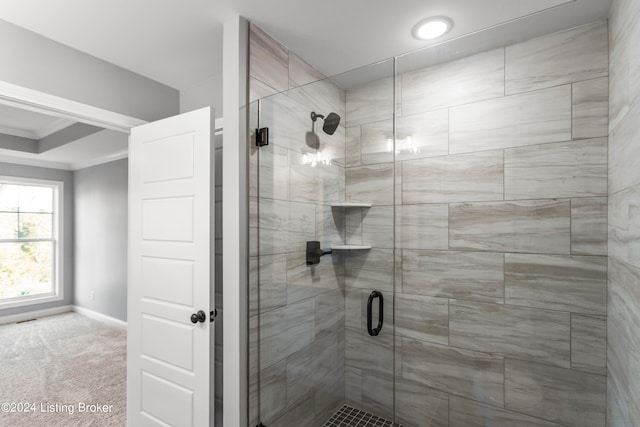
left=310, top=111, right=325, bottom=122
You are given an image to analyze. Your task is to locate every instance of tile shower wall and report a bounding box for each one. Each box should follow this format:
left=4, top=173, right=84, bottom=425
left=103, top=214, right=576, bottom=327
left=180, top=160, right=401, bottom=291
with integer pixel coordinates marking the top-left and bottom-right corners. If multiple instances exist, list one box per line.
left=248, top=24, right=347, bottom=427
left=345, top=21, right=609, bottom=427
left=608, top=0, right=640, bottom=425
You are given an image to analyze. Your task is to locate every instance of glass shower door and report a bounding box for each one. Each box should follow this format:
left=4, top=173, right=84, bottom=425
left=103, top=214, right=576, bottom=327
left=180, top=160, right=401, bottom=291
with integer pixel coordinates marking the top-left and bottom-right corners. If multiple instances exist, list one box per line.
left=250, top=76, right=348, bottom=427
left=249, top=58, right=397, bottom=427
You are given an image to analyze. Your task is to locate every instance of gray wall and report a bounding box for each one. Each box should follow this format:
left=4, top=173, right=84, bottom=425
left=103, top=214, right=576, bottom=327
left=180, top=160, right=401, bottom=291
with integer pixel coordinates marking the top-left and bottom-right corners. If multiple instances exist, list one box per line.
left=180, top=73, right=223, bottom=119
left=607, top=0, right=640, bottom=424
left=73, top=158, right=128, bottom=322
left=346, top=21, right=609, bottom=427
left=0, top=162, right=74, bottom=316
left=0, top=19, right=178, bottom=122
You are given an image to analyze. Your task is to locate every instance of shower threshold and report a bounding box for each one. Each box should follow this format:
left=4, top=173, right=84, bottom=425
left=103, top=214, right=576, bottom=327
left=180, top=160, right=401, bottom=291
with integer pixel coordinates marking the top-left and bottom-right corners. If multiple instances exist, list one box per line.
left=323, top=405, right=404, bottom=427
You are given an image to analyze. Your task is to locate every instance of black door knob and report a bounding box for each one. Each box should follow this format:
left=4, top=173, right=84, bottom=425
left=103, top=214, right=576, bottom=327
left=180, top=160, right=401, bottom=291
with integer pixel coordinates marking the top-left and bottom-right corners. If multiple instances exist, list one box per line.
left=190, top=310, right=206, bottom=324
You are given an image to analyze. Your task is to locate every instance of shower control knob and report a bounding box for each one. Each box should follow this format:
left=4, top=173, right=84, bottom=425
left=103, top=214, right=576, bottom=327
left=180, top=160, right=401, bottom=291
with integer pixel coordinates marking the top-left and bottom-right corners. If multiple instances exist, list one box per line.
left=190, top=310, right=206, bottom=324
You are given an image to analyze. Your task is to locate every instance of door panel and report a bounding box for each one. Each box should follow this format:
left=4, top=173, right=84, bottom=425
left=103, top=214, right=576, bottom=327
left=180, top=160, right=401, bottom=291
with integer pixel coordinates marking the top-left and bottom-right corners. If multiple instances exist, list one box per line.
left=128, top=107, right=214, bottom=427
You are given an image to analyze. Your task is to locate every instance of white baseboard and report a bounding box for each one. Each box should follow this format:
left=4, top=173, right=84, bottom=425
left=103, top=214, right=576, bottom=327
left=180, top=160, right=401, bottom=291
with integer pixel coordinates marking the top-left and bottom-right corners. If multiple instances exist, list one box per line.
left=0, top=305, right=73, bottom=325
left=73, top=305, right=127, bottom=329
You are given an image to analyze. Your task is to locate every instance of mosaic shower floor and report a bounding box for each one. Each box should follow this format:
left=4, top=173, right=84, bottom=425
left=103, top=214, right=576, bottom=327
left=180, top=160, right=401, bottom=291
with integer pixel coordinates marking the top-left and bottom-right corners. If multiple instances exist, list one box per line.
left=322, top=405, right=403, bottom=427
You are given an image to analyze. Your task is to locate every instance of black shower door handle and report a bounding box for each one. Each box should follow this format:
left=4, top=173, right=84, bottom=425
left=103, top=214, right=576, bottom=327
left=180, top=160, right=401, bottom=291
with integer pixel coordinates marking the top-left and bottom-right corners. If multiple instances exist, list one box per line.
left=367, top=290, right=384, bottom=336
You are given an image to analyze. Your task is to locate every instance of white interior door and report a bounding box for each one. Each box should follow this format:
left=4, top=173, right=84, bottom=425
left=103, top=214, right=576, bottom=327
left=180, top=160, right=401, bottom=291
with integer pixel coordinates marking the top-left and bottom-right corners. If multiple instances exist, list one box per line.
left=127, top=107, right=214, bottom=427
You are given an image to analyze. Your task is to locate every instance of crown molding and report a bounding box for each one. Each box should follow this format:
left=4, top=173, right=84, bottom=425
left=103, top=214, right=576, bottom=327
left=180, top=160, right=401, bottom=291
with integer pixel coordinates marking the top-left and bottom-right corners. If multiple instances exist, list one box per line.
left=0, top=81, right=147, bottom=133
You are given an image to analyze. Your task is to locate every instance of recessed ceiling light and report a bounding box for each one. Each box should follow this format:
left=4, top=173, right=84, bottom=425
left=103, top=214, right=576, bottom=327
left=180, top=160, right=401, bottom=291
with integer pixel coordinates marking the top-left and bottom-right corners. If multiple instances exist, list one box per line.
left=412, top=16, right=453, bottom=40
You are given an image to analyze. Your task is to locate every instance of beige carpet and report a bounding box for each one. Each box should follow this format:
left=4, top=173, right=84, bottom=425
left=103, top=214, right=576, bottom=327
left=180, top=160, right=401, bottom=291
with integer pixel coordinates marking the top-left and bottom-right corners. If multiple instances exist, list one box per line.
left=0, top=312, right=126, bottom=427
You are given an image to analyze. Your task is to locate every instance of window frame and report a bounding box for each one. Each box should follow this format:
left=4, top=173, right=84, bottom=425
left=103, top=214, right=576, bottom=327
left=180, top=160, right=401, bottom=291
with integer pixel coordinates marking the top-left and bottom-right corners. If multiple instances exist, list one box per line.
left=0, top=176, right=64, bottom=309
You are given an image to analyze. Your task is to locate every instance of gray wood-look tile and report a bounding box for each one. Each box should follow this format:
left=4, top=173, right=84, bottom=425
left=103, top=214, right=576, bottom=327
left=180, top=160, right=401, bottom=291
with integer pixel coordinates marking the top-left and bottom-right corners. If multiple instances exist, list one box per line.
left=259, top=92, right=314, bottom=153
left=360, top=110, right=449, bottom=165
left=345, top=327, right=394, bottom=376
left=610, top=100, right=640, bottom=195
left=345, top=77, right=394, bottom=127
left=505, top=21, right=608, bottom=95
left=449, top=396, right=564, bottom=427
left=399, top=337, right=504, bottom=407
left=571, top=314, right=606, bottom=375
left=396, top=204, right=449, bottom=250
left=505, top=253, right=607, bottom=315
left=402, top=150, right=504, bottom=204
left=288, top=201, right=316, bottom=253
left=249, top=24, right=289, bottom=94
left=259, top=298, right=315, bottom=370
left=571, top=197, right=608, bottom=256
left=286, top=251, right=343, bottom=305
left=402, top=250, right=504, bottom=303
left=449, top=199, right=571, bottom=253
left=287, top=78, right=346, bottom=127
left=344, top=289, right=363, bottom=331
left=608, top=258, right=640, bottom=425
left=345, top=125, right=362, bottom=167
left=361, top=371, right=394, bottom=420
left=269, top=392, right=315, bottom=427
left=401, top=48, right=505, bottom=116
left=286, top=344, right=314, bottom=408
left=249, top=101, right=259, bottom=197
left=316, top=204, right=345, bottom=249
left=258, top=143, right=289, bottom=201
left=253, top=254, right=288, bottom=316
left=345, top=248, right=394, bottom=292
left=345, top=163, right=394, bottom=205
left=395, top=293, right=448, bottom=345
left=449, top=299, right=571, bottom=367
left=449, top=85, right=572, bottom=155
left=395, top=377, right=449, bottom=427
left=609, top=25, right=628, bottom=134
left=504, top=138, right=608, bottom=200
left=396, top=109, right=449, bottom=161
left=361, top=206, right=394, bottom=249
left=315, top=290, right=345, bottom=339
left=289, top=151, right=344, bottom=204
left=288, top=52, right=326, bottom=89
left=249, top=197, right=258, bottom=257
left=250, top=76, right=279, bottom=103
left=344, top=366, right=362, bottom=407
left=573, top=77, right=609, bottom=139
left=360, top=118, right=394, bottom=165
left=260, top=358, right=288, bottom=422
left=258, top=198, right=290, bottom=255
left=505, top=359, right=606, bottom=427
left=608, top=185, right=640, bottom=269
left=312, top=332, right=339, bottom=385
left=345, top=208, right=363, bottom=246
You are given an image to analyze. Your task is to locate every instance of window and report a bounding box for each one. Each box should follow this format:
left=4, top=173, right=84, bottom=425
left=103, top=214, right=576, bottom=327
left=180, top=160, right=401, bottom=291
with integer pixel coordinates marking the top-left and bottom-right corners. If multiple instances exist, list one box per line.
left=0, top=177, right=63, bottom=308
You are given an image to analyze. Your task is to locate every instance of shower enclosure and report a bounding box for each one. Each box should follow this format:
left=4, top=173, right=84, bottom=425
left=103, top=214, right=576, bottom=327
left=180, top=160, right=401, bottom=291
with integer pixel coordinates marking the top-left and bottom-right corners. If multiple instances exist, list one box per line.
left=248, top=19, right=608, bottom=427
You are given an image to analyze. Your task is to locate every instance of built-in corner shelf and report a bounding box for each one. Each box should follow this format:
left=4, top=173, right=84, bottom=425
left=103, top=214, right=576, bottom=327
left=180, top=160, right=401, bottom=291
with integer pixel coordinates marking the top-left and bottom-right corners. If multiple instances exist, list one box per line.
left=331, top=245, right=372, bottom=250
left=330, top=202, right=372, bottom=208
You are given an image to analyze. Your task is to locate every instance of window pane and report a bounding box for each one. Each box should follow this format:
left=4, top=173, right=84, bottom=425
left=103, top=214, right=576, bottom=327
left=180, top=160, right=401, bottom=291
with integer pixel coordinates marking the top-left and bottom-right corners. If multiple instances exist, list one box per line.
left=0, top=212, right=19, bottom=239
left=18, top=213, right=53, bottom=239
left=0, top=241, right=54, bottom=300
left=0, top=184, right=19, bottom=212
left=18, top=185, right=53, bottom=213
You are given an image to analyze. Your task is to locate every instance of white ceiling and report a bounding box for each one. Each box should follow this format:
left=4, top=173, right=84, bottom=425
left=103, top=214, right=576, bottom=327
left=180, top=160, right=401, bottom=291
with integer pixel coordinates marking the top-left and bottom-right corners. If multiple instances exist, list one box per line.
left=0, top=0, right=612, bottom=91
left=0, top=0, right=612, bottom=170
left=0, top=104, right=74, bottom=140
left=0, top=129, right=128, bottom=170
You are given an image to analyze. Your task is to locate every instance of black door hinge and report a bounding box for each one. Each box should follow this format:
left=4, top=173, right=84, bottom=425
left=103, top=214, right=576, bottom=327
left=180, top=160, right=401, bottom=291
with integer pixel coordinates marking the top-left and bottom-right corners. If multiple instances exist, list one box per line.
left=256, top=127, right=269, bottom=147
